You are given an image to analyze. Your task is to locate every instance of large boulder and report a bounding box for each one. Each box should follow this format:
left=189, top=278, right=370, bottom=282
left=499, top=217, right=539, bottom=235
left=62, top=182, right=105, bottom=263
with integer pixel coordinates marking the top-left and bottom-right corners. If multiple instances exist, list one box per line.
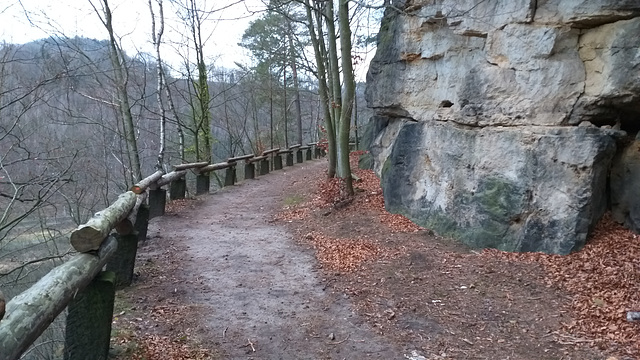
left=381, top=121, right=615, bottom=254
left=366, top=0, right=640, bottom=254
left=610, top=139, right=640, bottom=232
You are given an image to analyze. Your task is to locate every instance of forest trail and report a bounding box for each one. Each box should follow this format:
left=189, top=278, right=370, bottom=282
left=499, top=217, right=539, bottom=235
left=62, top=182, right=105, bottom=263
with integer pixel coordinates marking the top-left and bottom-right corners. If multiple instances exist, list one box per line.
left=135, top=159, right=400, bottom=359
left=112, top=155, right=618, bottom=360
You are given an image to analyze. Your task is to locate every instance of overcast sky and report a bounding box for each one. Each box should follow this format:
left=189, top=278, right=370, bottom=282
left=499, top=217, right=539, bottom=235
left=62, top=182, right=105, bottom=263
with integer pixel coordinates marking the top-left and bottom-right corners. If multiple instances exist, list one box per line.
left=0, top=0, right=379, bottom=80
left=0, top=0, right=266, bottom=71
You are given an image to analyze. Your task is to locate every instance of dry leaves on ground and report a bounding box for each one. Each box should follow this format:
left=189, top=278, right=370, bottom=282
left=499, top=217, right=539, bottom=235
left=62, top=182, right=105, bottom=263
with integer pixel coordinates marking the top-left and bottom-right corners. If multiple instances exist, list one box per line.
left=125, top=334, right=211, bottom=360
left=166, top=198, right=201, bottom=214
left=283, top=151, right=423, bottom=233
left=273, top=207, right=309, bottom=222
left=302, top=231, right=384, bottom=272
left=482, top=214, right=640, bottom=357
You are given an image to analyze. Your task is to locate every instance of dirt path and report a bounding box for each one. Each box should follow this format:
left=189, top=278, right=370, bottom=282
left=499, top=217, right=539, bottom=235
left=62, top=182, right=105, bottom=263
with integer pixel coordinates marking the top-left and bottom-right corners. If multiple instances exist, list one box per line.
left=111, top=156, right=628, bottom=360
left=144, top=160, right=401, bottom=359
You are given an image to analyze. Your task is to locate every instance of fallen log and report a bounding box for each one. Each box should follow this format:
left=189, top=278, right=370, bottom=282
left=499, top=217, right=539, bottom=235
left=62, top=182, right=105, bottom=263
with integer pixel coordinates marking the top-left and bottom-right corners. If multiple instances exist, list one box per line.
left=156, top=170, right=187, bottom=188
left=228, top=154, right=254, bottom=162
left=70, top=191, right=137, bottom=252
left=173, top=162, right=209, bottom=171
left=196, top=161, right=235, bottom=174
left=0, top=236, right=118, bottom=360
left=131, top=170, right=164, bottom=194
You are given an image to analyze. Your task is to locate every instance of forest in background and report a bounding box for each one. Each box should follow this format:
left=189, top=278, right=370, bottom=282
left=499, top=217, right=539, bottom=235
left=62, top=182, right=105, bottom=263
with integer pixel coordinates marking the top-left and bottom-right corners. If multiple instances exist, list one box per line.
left=1, top=0, right=380, bottom=315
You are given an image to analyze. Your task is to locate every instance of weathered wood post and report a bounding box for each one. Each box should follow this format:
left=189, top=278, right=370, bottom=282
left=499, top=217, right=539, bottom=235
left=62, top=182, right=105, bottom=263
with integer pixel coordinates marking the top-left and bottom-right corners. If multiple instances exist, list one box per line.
left=309, top=142, right=318, bottom=159
left=286, top=152, right=294, bottom=166
left=225, top=165, right=235, bottom=186
left=227, top=155, right=253, bottom=183
left=173, top=162, right=207, bottom=195
left=169, top=177, right=186, bottom=199
left=296, top=150, right=304, bottom=163
left=148, top=188, right=166, bottom=219
left=196, top=174, right=210, bottom=195
left=260, top=148, right=279, bottom=173
left=64, top=271, right=116, bottom=360
left=245, top=162, right=255, bottom=179
left=260, top=158, right=269, bottom=175
left=274, top=154, right=283, bottom=170
left=134, top=204, right=150, bottom=243
left=315, top=146, right=321, bottom=158
left=306, top=147, right=312, bottom=160
left=106, top=233, right=139, bottom=289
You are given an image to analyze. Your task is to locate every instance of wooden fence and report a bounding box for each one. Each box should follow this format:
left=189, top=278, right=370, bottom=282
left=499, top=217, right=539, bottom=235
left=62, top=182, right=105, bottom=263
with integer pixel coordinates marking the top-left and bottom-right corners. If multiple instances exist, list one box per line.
left=0, top=144, right=323, bottom=360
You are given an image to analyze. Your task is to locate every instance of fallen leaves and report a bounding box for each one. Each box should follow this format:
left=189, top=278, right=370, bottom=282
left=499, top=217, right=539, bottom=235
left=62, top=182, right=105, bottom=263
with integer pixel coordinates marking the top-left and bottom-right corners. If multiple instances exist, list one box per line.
left=274, top=152, right=426, bottom=272
left=128, top=334, right=211, bottom=360
left=166, top=198, right=201, bottom=214
left=303, top=231, right=382, bottom=272
left=482, top=214, right=640, bottom=357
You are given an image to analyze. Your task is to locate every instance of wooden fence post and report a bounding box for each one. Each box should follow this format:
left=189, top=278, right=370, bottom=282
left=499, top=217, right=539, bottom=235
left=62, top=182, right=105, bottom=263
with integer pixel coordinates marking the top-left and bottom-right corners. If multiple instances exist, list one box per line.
left=169, top=177, right=186, bottom=200
left=315, top=147, right=321, bottom=159
left=196, top=174, right=209, bottom=195
left=260, top=158, right=269, bottom=175
left=106, top=233, right=139, bottom=289
left=245, top=163, right=255, bottom=179
left=306, top=148, right=312, bottom=160
left=148, top=188, right=166, bottom=219
left=64, top=271, right=116, bottom=360
left=134, top=204, right=150, bottom=243
left=274, top=155, right=283, bottom=170
left=224, top=166, right=235, bottom=186
left=296, top=150, right=303, bottom=163
left=286, top=153, right=294, bottom=166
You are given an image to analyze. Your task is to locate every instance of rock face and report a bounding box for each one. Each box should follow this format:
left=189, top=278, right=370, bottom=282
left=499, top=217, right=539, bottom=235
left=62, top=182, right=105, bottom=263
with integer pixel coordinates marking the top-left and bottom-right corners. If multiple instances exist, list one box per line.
left=366, top=0, right=640, bottom=254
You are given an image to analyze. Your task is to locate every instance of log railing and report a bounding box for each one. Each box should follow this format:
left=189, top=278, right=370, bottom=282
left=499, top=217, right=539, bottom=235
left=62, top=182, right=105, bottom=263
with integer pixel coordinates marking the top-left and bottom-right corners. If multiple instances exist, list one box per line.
left=0, top=143, right=323, bottom=360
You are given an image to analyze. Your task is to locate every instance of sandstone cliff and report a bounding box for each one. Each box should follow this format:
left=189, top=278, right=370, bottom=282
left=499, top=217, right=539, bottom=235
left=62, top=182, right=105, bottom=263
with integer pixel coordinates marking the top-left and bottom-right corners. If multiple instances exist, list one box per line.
left=365, top=0, right=640, bottom=254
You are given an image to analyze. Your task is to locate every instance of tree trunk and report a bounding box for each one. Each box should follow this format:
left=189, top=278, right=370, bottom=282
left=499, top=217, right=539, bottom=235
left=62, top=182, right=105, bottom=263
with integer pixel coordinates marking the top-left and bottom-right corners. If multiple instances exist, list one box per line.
left=338, top=0, right=355, bottom=195
left=305, top=0, right=336, bottom=177
left=100, top=0, right=142, bottom=183
left=288, top=32, right=303, bottom=145
left=149, top=0, right=167, bottom=170
left=188, top=0, right=213, bottom=163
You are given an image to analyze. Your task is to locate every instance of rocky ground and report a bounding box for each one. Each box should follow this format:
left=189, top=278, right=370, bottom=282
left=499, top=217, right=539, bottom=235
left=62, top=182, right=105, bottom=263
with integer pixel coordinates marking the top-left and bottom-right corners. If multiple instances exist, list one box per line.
left=109, top=153, right=639, bottom=360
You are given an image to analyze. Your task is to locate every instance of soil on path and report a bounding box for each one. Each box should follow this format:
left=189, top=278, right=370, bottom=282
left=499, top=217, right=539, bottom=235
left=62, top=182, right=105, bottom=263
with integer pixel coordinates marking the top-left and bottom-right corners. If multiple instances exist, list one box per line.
left=113, top=159, right=400, bottom=359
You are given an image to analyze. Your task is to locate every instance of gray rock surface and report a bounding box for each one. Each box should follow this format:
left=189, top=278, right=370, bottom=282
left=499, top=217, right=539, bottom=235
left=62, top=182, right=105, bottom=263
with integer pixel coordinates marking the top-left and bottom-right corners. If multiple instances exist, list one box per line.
left=366, top=0, right=640, bottom=254
left=611, top=140, right=640, bottom=232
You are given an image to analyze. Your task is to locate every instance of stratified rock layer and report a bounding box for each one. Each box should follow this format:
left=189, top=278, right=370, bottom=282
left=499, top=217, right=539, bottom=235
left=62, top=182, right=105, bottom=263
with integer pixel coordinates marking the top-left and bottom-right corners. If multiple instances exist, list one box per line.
left=366, top=0, right=640, bottom=254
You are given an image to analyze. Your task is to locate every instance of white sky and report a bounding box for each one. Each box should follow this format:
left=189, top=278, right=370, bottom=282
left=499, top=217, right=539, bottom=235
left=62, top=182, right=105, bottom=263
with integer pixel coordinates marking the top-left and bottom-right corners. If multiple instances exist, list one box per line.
left=0, top=0, right=378, bottom=80
left=0, top=0, right=266, bottom=72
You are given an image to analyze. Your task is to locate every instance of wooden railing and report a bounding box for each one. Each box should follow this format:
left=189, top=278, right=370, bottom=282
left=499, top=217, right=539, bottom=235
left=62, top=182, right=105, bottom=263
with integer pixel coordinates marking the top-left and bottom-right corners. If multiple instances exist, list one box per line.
left=0, top=144, right=323, bottom=360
